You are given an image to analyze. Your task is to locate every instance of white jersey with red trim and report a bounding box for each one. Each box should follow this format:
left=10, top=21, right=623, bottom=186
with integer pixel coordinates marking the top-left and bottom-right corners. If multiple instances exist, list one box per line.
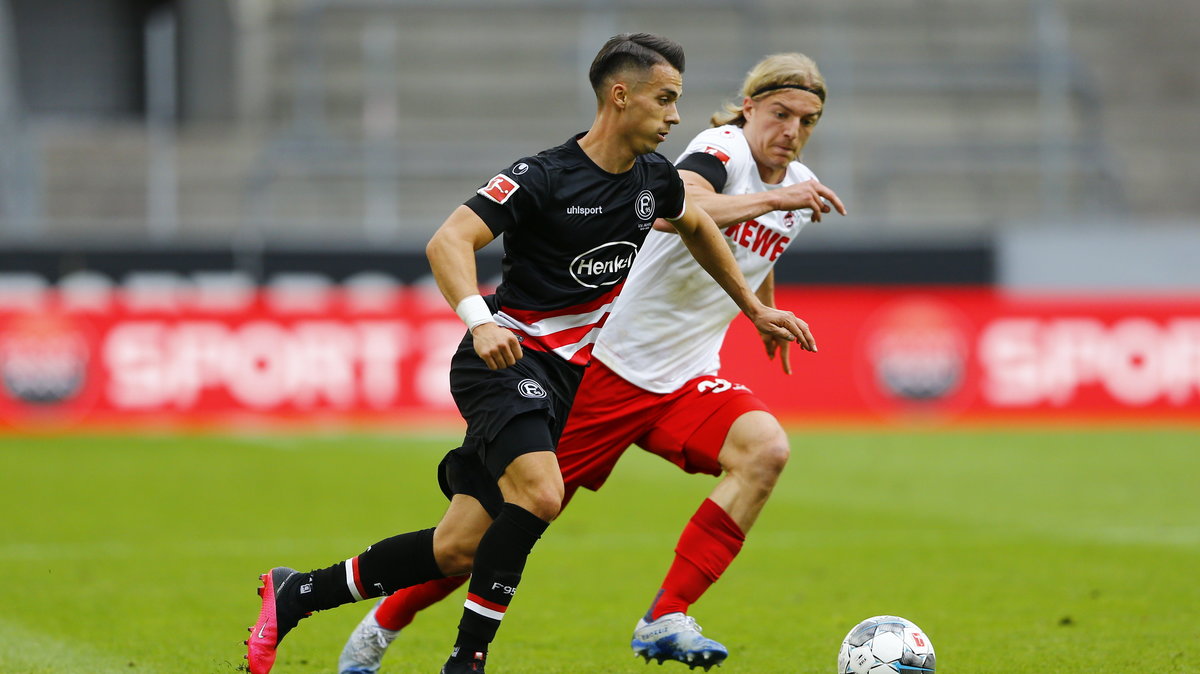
left=592, top=124, right=817, bottom=393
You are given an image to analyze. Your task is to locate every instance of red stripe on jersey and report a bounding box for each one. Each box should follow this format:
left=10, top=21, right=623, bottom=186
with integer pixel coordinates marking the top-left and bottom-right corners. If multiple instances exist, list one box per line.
left=522, top=320, right=598, bottom=351
left=465, top=592, right=509, bottom=614
left=498, top=283, right=623, bottom=364
left=569, top=342, right=595, bottom=364
left=516, top=331, right=598, bottom=365
left=500, top=282, right=624, bottom=326
left=507, top=309, right=611, bottom=365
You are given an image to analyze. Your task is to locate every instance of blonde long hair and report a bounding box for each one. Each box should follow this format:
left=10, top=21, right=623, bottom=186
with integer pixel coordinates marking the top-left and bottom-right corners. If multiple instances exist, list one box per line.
left=711, top=53, right=826, bottom=128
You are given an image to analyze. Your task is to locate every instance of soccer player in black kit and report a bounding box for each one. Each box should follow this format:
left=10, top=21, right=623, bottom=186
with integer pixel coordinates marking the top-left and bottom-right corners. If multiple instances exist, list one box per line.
left=245, top=33, right=814, bottom=674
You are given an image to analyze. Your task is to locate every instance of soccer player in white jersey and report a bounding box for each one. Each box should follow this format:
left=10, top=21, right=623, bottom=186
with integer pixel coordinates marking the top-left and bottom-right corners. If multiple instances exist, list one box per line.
left=338, top=52, right=843, bottom=673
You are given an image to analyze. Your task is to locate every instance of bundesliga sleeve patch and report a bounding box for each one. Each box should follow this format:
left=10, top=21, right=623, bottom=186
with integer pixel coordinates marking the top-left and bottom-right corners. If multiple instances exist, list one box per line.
left=701, top=145, right=731, bottom=164
left=479, top=174, right=521, bottom=204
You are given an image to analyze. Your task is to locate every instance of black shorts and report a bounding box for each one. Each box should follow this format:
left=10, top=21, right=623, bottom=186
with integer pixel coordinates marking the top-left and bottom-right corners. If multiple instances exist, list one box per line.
left=438, top=411, right=551, bottom=518
left=437, top=327, right=584, bottom=516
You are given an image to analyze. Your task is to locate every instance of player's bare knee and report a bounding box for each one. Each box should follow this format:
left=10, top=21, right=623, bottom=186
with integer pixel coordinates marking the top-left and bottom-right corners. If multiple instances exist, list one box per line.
left=515, top=483, right=563, bottom=521
left=501, top=462, right=564, bottom=521
left=433, top=536, right=476, bottom=575
left=502, top=475, right=563, bottom=521
left=752, top=433, right=790, bottom=479
left=725, top=426, right=790, bottom=491
left=740, top=446, right=788, bottom=494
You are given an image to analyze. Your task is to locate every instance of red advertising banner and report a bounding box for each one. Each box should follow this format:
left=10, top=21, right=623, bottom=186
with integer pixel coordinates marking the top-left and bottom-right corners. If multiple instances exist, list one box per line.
left=723, top=287, right=1200, bottom=424
left=0, top=285, right=466, bottom=430
left=1, top=286, right=1198, bottom=430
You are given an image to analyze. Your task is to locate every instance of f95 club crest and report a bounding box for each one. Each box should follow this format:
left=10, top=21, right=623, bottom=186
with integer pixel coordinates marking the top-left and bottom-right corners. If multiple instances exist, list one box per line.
left=634, top=189, right=655, bottom=221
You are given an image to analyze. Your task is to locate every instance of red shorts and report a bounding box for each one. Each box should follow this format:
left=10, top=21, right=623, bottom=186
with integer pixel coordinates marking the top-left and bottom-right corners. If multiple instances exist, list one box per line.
left=556, top=358, right=770, bottom=499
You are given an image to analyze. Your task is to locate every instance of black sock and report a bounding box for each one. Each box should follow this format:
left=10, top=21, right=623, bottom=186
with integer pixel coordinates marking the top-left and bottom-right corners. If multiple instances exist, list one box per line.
left=295, top=527, right=442, bottom=613
left=453, top=503, right=549, bottom=656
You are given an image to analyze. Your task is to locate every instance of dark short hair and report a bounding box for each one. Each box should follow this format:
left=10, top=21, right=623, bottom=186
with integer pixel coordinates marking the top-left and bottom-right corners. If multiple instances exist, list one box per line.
left=588, top=33, right=685, bottom=95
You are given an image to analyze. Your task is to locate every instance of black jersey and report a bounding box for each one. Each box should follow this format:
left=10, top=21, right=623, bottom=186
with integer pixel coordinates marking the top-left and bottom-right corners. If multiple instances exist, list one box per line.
left=464, top=133, right=686, bottom=365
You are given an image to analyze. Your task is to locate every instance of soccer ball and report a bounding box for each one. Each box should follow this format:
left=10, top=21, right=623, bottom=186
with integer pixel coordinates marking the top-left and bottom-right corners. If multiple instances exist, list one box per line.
left=836, top=615, right=935, bottom=673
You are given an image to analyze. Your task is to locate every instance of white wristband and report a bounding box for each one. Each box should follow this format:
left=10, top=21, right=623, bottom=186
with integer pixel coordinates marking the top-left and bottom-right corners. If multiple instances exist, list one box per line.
left=455, top=294, right=496, bottom=331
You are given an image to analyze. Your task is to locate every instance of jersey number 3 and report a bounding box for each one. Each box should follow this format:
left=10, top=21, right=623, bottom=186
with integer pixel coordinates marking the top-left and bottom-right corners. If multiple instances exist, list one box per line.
left=697, top=378, right=749, bottom=394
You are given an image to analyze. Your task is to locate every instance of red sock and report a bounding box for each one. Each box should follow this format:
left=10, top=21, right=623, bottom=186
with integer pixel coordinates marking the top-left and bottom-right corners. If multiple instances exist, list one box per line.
left=648, top=499, right=745, bottom=621
left=374, top=575, right=468, bottom=631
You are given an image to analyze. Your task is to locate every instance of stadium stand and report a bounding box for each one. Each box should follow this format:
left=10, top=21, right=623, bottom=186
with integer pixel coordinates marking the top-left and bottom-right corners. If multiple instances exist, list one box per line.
left=0, top=0, right=1196, bottom=245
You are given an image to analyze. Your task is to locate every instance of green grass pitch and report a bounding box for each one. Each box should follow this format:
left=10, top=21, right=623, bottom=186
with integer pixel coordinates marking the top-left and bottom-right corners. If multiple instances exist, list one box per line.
left=1, top=427, right=1197, bottom=672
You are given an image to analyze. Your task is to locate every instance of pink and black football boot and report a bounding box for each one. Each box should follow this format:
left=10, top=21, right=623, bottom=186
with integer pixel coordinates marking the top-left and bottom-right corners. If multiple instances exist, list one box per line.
left=245, top=567, right=310, bottom=674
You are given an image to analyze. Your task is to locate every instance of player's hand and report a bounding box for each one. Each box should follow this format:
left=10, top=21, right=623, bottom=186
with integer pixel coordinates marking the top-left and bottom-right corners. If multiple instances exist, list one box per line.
left=750, top=306, right=816, bottom=353
left=762, top=333, right=793, bottom=374
left=471, top=323, right=523, bottom=370
left=771, top=179, right=846, bottom=223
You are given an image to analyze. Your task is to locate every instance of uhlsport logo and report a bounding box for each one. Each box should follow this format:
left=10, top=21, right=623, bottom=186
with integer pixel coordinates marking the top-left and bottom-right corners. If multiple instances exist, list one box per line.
left=570, top=241, right=638, bottom=288
left=517, top=378, right=546, bottom=399
left=635, top=190, right=655, bottom=221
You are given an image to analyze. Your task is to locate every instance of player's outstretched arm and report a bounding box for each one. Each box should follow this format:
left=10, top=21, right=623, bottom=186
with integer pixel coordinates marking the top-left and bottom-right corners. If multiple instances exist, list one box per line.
left=679, top=170, right=846, bottom=227
left=426, top=206, right=523, bottom=369
left=757, top=269, right=792, bottom=374
left=668, top=201, right=817, bottom=352
left=652, top=171, right=846, bottom=234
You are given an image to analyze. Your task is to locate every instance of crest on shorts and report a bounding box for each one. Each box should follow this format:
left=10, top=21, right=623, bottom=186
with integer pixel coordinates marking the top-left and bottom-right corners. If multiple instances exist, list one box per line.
left=517, top=378, right=547, bottom=399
